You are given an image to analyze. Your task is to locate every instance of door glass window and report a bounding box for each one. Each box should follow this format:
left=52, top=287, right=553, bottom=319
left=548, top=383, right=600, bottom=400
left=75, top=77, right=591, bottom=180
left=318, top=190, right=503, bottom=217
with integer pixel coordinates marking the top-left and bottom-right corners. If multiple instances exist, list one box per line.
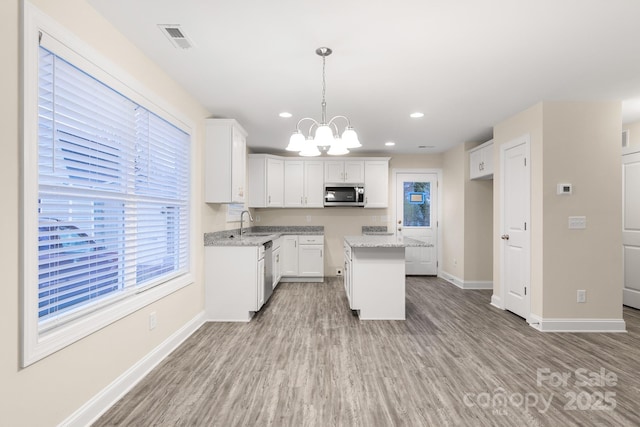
left=403, top=182, right=431, bottom=227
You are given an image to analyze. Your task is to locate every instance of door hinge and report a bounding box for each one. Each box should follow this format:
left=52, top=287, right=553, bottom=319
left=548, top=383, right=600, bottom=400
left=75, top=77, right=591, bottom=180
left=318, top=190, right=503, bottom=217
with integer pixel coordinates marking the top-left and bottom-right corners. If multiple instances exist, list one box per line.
left=524, top=222, right=527, bottom=231
left=524, top=286, right=527, bottom=296
left=524, top=157, right=527, bottom=166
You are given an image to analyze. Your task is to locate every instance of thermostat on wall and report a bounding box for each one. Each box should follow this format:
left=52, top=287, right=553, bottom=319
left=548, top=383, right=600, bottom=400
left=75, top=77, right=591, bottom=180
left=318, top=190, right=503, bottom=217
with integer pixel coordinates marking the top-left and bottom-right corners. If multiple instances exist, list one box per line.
left=557, top=183, right=572, bottom=195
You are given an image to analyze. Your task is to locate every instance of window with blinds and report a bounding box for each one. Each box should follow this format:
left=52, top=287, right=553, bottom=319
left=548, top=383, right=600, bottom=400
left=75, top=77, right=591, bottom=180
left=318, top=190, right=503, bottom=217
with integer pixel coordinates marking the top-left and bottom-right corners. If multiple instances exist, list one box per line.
left=37, top=45, right=190, bottom=327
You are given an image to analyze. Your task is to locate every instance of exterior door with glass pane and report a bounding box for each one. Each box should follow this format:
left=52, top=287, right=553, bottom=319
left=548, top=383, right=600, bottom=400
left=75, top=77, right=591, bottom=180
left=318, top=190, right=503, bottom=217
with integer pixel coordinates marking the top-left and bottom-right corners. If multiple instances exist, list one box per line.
left=395, top=173, right=438, bottom=275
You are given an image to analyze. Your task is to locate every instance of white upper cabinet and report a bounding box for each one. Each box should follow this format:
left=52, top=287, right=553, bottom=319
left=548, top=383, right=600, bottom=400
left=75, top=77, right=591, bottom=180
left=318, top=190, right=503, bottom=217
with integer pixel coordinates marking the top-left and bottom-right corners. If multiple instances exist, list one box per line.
left=325, top=160, right=364, bottom=183
left=364, top=160, right=389, bottom=208
left=204, top=119, right=247, bottom=203
left=248, top=154, right=284, bottom=207
left=284, top=160, right=324, bottom=208
left=284, top=160, right=304, bottom=207
left=304, top=161, right=325, bottom=207
left=469, top=139, right=494, bottom=180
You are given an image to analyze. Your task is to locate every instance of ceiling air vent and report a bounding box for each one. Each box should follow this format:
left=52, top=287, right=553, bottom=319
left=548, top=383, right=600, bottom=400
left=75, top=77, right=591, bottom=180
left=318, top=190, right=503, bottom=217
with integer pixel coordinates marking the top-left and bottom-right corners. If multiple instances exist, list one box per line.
left=158, top=24, right=194, bottom=49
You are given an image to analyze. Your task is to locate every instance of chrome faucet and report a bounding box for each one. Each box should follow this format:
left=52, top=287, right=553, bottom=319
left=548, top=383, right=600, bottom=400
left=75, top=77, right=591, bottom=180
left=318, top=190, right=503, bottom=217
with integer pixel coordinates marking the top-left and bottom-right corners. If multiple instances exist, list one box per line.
left=240, top=210, right=253, bottom=236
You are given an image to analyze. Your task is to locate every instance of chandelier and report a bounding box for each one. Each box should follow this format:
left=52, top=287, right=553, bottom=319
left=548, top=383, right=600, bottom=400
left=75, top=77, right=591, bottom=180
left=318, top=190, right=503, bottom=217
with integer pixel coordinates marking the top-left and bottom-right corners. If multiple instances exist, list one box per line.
left=286, top=47, right=361, bottom=156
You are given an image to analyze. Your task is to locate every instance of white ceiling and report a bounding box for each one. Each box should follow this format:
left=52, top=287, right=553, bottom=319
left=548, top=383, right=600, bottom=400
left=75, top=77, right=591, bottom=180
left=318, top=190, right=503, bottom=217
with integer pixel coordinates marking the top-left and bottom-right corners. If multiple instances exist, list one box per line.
left=87, top=0, right=640, bottom=155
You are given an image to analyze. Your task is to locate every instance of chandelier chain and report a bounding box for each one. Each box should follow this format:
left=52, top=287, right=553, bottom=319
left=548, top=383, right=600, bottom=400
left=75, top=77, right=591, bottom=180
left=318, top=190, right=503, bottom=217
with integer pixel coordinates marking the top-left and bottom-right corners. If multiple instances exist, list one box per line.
left=321, top=54, right=327, bottom=124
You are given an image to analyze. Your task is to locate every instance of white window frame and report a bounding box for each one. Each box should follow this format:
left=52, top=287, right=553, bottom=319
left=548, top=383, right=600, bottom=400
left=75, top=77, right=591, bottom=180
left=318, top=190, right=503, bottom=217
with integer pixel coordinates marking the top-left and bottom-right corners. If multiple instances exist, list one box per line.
left=21, top=2, right=197, bottom=367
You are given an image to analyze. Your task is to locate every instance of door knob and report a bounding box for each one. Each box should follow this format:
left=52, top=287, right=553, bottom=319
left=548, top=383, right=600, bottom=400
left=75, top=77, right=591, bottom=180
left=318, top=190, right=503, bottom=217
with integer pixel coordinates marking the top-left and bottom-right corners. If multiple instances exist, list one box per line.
left=501, top=234, right=510, bottom=240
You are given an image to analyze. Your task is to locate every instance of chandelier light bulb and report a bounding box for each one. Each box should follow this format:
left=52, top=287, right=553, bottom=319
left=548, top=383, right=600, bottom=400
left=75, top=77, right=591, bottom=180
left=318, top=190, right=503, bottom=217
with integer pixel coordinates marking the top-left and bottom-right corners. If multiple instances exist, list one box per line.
left=286, top=131, right=305, bottom=151
left=299, top=136, right=321, bottom=157
left=342, top=127, right=361, bottom=148
left=314, top=125, right=334, bottom=147
left=327, top=138, right=349, bottom=155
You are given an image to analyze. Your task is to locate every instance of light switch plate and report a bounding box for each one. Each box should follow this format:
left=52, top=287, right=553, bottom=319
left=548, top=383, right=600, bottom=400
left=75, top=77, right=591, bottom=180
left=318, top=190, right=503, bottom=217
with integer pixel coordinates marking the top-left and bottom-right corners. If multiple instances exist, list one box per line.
left=568, top=216, right=587, bottom=229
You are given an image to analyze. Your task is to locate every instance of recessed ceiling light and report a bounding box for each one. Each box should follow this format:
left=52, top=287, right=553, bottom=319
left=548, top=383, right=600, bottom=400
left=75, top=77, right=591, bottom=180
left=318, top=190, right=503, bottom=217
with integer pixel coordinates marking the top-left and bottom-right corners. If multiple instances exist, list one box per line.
left=418, top=145, right=435, bottom=149
left=410, top=112, right=424, bottom=118
left=385, top=141, right=396, bottom=146
left=279, top=112, right=292, bottom=118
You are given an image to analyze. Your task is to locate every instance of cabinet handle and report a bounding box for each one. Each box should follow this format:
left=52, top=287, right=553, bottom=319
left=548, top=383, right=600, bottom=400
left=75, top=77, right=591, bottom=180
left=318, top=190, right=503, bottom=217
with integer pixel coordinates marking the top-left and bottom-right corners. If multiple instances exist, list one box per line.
left=320, top=250, right=323, bottom=258
left=305, top=196, right=308, bottom=204
left=301, top=196, right=304, bottom=204
left=365, top=197, right=368, bottom=204
left=295, top=241, right=297, bottom=248
left=268, top=195, right=271, bottom=203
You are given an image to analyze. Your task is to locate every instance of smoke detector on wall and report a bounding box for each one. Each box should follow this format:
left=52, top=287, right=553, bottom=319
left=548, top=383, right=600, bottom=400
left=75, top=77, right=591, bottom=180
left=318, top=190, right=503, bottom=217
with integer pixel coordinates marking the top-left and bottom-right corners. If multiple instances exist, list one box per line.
left=158, top=24, right=194, bottom=49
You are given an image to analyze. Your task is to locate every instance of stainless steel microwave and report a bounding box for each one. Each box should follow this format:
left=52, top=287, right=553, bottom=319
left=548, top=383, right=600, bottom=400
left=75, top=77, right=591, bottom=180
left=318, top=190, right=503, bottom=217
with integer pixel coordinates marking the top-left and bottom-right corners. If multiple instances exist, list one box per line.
left=324, top=184, right=365, bottom=207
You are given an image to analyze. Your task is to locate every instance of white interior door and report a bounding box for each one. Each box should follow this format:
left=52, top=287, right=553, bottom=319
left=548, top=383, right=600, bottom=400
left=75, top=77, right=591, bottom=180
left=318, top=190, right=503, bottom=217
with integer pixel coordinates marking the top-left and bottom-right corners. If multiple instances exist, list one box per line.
left=501, top=136, right=530, bottom=319
left=623, top=150, right=640, bottom=309
left=395, top=173, right=438, bottom=275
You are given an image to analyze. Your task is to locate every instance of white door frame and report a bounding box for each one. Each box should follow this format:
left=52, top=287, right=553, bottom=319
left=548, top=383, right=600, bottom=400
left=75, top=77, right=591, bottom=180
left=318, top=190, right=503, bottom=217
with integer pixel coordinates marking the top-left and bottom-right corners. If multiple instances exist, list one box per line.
left=622, top=146, right=640, bottom=309
left=499, top=134, right=531, bottom=320
left=392, top=168, right=443, bottom=276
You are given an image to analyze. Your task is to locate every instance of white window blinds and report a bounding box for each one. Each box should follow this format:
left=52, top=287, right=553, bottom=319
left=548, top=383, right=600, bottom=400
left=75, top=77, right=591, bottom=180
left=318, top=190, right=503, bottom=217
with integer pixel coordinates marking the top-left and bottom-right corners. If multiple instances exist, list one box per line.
left=37, top=45, right=190, bottom=327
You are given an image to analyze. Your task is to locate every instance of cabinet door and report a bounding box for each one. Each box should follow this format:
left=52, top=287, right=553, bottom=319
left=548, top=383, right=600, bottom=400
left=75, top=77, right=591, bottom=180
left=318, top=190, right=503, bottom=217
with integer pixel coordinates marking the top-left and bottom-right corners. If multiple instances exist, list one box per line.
left=267, top=158, right=284, bottom=206
left=364, top=160, right=389, bottom=208
left=273, top=247, right=281, bottom=288
left=298, top=244, right=324, bottom=277
left=324, top=161, right=344, bottom=183
left=281, top=236, right=298, bottom=276
left=481, top=143, right=494, bottom=176
left=204, top=119, right=247, bottom=203
left=344, top=160, right=364, bottom=183
left=469, top=148, right=483, bottom=179
left=345, top=256, right=353, bottom=308
left=304, top=160, right=325, bottom=207
left=257, top=257, right=265, bottom=310
left=231, top=128, right=246, bottom=203
left=284, top=160, right=304, bottom=207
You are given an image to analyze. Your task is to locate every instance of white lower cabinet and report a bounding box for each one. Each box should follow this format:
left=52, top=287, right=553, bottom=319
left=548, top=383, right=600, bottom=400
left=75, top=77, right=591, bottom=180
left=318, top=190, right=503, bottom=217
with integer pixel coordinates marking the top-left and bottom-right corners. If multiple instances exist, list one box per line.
left=298, top=235, right=324, bottom=277
left=205, top=245, right=264, bottom=321
left=281, top=235, right=324, bottom=282
left=281, top=236, right=299, bottom=276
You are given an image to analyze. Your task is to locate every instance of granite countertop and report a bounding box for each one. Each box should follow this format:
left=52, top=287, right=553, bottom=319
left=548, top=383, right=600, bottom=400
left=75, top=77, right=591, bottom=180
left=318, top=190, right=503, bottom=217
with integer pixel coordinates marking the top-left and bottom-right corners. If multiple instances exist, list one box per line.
left=205, top=226, right=324, bottom=247
left=361, top=225, right=394, bottom=236
left=344, top=235, right=433, bottom=248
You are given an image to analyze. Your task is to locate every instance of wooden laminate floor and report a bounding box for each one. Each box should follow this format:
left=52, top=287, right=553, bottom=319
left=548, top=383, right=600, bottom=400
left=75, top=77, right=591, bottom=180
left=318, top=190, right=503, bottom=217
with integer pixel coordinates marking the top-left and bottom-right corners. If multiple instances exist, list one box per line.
left=94, top=277, right=640, bottom=427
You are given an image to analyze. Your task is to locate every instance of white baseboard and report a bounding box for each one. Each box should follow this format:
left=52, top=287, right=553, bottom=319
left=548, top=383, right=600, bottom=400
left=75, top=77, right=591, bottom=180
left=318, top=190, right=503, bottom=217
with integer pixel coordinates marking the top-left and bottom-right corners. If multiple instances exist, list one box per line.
left=623, top=288, right=640, bottom=309
left=279, top=277, right=324, bottom=283
left=439, top=271, right=493, bottom=290
left=528, top=314, right=626, bottom=333
left=490, top=294, right=503, bottom=309
left=60, top=311, right=206, bottom=427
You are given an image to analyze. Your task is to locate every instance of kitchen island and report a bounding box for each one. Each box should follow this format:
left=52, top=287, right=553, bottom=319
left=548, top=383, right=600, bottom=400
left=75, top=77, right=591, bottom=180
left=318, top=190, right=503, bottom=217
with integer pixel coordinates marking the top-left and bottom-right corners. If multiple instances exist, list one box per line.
left=343, top=235, right=432, bottom=320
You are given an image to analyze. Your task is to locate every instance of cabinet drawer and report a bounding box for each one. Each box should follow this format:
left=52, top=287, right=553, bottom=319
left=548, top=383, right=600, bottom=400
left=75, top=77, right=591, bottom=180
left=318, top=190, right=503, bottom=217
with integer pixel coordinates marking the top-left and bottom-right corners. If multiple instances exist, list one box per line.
left=298, top=235, right=324, bottom=245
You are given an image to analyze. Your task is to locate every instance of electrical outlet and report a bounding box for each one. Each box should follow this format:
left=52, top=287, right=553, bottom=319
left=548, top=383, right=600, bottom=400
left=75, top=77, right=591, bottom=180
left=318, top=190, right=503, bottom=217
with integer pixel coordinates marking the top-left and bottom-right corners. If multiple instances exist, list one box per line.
left=255, top=215, right=261, bottom=223
left=149, top=311, right=157, bottom=330
left=577, top=290, right=586, bottom=303
left=336, top=268, right=343, bottom=276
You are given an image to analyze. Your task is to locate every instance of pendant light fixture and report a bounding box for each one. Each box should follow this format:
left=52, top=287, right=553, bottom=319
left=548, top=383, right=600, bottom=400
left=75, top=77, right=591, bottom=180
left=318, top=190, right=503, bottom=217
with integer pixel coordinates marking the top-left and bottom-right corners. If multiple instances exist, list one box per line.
left=286, top=47, right=361, bottom=156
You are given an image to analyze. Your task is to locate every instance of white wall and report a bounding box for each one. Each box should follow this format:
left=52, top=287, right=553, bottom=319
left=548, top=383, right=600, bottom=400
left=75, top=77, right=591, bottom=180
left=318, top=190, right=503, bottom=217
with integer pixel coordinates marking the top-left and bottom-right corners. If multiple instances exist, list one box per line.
left=1, top=1, right=224, bottom=425
left=442, top=142, right=493, bottom=284
left=493, top=101, right=623, bottom=320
